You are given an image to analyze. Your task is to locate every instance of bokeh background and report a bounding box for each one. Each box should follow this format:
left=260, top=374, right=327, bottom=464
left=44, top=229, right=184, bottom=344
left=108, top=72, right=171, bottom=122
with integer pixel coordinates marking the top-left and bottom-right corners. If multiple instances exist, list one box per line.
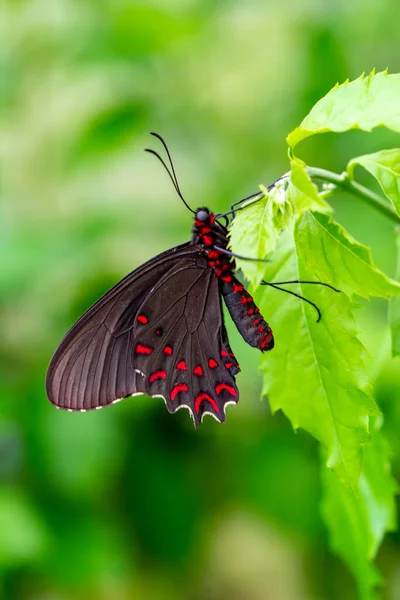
left=2, top=1, right=400, bottom=598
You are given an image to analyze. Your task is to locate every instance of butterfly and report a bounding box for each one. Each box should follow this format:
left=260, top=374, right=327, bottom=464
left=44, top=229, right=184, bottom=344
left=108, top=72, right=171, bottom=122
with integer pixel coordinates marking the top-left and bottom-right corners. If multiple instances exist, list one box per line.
left=46, top=134, right=336, bottom=426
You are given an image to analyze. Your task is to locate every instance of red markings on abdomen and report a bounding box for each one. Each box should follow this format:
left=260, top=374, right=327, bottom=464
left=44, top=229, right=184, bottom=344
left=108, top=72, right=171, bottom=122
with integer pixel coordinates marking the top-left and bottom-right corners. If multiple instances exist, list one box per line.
left=260, top=329, right=273, bottom=349
left=149, top=370, right=167, bottom=384
left=137, top=314, right=148, bottom=324
left=215, top=383, right=237, bottom=397
left=194, top=365, right=203, bottom=376
left=170, top=383, right=189, bottom=401
left=177, top=361, right=187, bottom=371
left=135, top=344, right=153, bottom=355
left=195, top=393, right=219, bottom=414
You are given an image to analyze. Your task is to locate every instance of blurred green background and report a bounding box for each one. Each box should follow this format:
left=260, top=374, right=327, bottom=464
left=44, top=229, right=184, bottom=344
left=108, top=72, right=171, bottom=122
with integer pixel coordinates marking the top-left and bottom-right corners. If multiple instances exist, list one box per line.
left=2, top=0, right=400, bottom=598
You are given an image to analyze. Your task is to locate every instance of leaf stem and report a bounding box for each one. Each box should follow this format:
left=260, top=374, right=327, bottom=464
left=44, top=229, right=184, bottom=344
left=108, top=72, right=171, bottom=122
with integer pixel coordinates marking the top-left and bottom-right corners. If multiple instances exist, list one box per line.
left=307, top=166, right=400, bottom=224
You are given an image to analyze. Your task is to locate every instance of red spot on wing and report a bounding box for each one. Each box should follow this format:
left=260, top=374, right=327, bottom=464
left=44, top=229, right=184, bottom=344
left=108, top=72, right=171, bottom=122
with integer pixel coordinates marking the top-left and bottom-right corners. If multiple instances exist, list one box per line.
left=170, top=383, right=189, bottom=401
left=215, top=269, right=223, bottom=277
left=254, top=319, right=260, bottom=326
left=195, top=393, right=219, bottom=414
left=194, top=365, right=203, bottom=376
left=222, top=275, right=232, bottom=283
left=247, top=308, right=254, bottom=315
left=135, top=344, right=153, bottom=355
left=215, top=383, right=237, bottom=397
left=163, top=346, right=173, bottom=356
left=258, top=326, right=264, bottom=333
left=225, top=362, right=234, bottom=369
left=137, top=314, right=148, bottom=324
left=233, top=283, right=244, bottom=293
left=208, top=261, right=216, bottom=267
left=155, top=328, right=163, bottom=336
left=149, top=370, right=167, bottom=383
left=221, top=350, right=229, bottom=357
left=208, top=359, right=218, bottom=369
left=177, top=361, right=187, bottom=371
left=240, top=296, right=252, bottom=304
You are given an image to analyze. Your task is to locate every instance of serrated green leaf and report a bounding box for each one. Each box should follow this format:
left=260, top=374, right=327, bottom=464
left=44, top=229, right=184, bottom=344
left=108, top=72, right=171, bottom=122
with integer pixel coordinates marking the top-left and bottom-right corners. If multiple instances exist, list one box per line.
left=287, top=70, right=400, bottom=148
left=229, top=160, right=329, bottom=286
left=348, top=149, right=400, bottom=216
left=389, top=228, right=400, bottom=356
left=321, top=421, right=397, bottom=600
left=257, top=230, right=379, bottom=490
left=295, top=211, right=400, bottom=299
left=228, top=185, right=291, bottom=286
left=287, top=157, right=331, bottom=213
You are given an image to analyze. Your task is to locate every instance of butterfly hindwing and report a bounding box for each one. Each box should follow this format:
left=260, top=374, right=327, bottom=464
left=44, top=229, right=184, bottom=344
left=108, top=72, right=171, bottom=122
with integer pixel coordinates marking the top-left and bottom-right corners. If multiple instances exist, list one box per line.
left=126, top=262, right=240, bottom=426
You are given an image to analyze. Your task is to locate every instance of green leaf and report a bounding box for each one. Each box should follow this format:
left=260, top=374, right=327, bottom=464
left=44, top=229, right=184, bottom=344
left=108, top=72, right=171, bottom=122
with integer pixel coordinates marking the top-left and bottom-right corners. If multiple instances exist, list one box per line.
left=228, top=184, right=291, bottom=286
left=295, top=211, right=400, bottom=299
left=229, top=159, right=329, bottom=286
left=348, top=149, right=400, bottom=216
left=257, top=229, right=379, bottom=490
left=321, top=421, right=397, bottom=600
left=389, top=228, right=400, bottom=356
left=287, top=157, right=331, bottom=213
left=287, top=70, right=400, bottom=149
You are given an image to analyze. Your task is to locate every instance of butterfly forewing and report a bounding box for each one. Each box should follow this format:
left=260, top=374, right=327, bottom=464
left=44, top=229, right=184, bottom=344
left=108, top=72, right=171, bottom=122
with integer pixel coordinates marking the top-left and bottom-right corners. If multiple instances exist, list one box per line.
left=46, top=243, right=192, bottom=410
left=46, top=244, right=239, bottom=425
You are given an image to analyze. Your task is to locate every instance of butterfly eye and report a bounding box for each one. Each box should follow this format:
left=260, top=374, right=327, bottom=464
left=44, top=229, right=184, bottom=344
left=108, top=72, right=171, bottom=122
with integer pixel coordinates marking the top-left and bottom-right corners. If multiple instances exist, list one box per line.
left=196, top=210, right=209, bottom=222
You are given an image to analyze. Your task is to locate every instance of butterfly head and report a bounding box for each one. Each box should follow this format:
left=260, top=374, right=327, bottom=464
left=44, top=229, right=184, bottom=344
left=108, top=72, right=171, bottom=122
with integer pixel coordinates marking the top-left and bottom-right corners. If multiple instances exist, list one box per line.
left=195, top=207, right=215, bottom=227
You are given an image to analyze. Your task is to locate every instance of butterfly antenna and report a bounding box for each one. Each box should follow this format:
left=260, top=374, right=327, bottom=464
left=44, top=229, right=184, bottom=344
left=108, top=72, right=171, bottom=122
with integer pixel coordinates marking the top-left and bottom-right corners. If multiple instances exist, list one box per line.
left=146, top=132, right=196, bottom=214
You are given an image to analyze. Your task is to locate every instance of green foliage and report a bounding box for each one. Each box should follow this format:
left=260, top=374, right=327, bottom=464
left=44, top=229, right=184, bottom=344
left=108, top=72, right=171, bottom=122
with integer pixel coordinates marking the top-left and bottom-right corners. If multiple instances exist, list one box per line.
left=296, top=211, right=400, bottom=299
left=229, top=158, right=330, bottom=285
left=389, top=230, right=400, bottom=356
left=256, top=230, right=379, bottom=490
left=287, top=157, right=331, bottom=213
left=232, top=70, right=400, bottom=600
left=321, top=421, right=397, bottom=600
left=287, top=71, right=400, bottom=148
left=348, top=149, right=400, bottom=216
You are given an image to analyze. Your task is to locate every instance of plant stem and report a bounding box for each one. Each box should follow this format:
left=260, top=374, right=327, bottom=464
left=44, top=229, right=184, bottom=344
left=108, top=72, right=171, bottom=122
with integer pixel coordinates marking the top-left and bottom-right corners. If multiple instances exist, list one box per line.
left=307, top=166, right=400, bottom=224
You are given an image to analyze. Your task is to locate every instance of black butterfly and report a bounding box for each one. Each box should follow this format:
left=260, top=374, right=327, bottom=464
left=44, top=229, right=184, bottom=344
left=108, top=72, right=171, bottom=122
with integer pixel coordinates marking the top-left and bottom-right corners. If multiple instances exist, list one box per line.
left=46, top=134, right=336, bottom=426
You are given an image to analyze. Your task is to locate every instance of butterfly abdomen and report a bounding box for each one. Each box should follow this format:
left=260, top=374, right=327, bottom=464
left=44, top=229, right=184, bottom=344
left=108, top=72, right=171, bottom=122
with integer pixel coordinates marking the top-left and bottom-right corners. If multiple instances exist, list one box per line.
left=221, top=277, right=274, bottom=351
left=193, top=208, right=274, bottom=353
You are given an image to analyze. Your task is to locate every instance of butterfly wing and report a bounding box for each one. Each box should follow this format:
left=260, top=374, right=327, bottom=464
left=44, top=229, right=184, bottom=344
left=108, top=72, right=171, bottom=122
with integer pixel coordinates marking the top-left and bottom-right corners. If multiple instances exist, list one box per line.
left=46, top=243, right=240, bottom=425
